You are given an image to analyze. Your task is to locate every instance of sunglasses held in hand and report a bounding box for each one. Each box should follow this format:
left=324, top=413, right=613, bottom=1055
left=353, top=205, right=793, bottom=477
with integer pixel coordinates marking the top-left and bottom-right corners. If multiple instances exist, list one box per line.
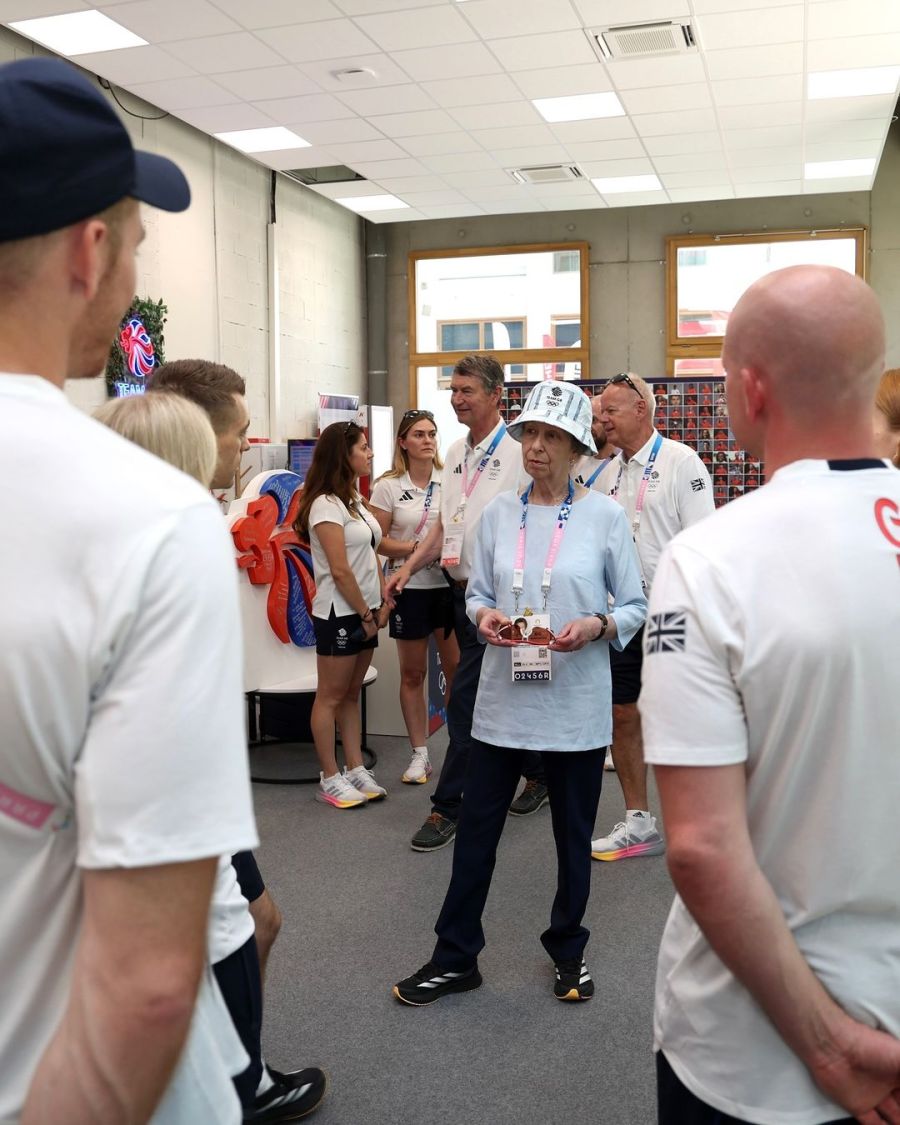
left=498, top=621, right=556, bottom=646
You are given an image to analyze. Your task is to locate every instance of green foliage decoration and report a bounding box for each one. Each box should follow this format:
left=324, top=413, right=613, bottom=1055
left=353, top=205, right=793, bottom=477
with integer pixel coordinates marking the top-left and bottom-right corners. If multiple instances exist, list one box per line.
left=105, top=296, right=168, bottom=396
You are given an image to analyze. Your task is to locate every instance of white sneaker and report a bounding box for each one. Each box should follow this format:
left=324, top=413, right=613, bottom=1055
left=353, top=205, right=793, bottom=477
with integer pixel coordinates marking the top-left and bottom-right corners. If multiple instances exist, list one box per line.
left=591, top=811, right=665, bottom=861
left=316, top=771, right=367, bottom=809
left=603, top=748, right=616, bottom=771
left=344, top=764, right=387, bottom=801
left=402, top=748, right=432, bottom=784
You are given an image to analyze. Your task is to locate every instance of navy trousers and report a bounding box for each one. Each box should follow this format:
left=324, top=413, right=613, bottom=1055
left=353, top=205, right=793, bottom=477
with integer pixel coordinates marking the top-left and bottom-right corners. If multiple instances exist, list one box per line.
left=432, top=738, right=607, bottom=971
left=213, top=935, right=264, bottom=1110
left=430, top=586, right=544, bottom=821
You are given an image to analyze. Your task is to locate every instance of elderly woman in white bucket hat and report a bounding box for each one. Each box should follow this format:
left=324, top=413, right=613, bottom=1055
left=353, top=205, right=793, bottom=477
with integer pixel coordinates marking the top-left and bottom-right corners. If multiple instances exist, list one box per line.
left=393, top=381, right=646, bottom=1007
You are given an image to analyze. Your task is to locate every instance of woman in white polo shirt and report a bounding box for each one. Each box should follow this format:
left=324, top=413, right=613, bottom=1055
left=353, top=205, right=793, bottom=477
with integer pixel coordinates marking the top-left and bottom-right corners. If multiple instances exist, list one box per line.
left=294, top=421, right=389, bottom=810
left=370, top=410, right=459, bottom=784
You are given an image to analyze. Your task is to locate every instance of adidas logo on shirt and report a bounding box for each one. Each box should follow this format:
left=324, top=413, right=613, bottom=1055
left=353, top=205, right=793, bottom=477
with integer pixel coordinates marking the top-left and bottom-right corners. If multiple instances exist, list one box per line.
left=453, top=464, right=463, bottom=474
left=398, top=490, right=414, bottom=502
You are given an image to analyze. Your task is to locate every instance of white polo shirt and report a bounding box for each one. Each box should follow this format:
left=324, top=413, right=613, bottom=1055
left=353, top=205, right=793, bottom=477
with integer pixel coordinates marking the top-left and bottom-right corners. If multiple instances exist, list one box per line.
left=0, top=374, right=258, bottom=1124
left=573, top=452, right=614, bottom=491
left=596, top=429, right=714, bottom=592
left=308, top=493, right=382, bottom=617
left=439, top=418, right=526, bottom=582
left=641, top=458, right=900, bottom=1125
left=370, top=470, right=446, bottom=590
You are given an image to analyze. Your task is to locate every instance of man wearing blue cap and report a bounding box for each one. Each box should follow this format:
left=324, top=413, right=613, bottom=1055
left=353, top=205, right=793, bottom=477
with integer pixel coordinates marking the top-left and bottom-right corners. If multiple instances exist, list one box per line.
left=0, top=57, right=258, bottom=1123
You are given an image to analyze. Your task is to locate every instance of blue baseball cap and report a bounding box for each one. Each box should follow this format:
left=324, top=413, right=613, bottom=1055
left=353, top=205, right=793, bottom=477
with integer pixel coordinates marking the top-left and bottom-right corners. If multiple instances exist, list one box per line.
left=0, top=56, right=190, bottom=243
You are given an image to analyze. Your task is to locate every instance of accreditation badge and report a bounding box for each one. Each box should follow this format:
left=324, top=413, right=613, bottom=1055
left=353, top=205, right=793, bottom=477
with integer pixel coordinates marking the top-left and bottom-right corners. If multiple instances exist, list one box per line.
left=510, top=612, right=553, bottom=683
left=440, top=522, right=465, bottom=568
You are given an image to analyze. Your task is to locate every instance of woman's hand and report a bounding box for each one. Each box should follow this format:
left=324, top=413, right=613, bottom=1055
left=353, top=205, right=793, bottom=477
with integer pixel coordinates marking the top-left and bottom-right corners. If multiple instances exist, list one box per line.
left=551, top=617, right=602, bottom=652
left=477, top=608, right=516, bottom=647
left=375, top=603, right=391, bottom=630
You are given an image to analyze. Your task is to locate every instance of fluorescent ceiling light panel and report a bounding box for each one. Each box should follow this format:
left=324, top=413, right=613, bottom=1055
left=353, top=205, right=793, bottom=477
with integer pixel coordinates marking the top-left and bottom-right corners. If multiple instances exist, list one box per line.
left=336, top=194, right=409, bottom=212
left=214, top=127, right=311, bottom=153
left=804, top=158, right=877, bottom=179
left=808, top=66, right=900, bottom=100
left=533, top=92, right=625, bottom=123
left=592, top=174, right=662, bottom=194
left=10, top=10, right=147, bottom=55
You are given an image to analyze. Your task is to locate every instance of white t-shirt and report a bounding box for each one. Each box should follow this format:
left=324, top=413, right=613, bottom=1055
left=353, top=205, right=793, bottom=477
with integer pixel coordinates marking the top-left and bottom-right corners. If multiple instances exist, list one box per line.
left=208, top=856, right=256, bottom=966
left=439, top=419, right=528, bottom=582
left=370, top=470, right=446, bottom=591
left=0, top=375, right=258, bottom=1124
left=308, top=493, right=382, bottom=617
left=596, top=430, right=714, bottom=591
left=573, top=452, right=614, bottom=491
left=641, top=458, right=900, bottom=1125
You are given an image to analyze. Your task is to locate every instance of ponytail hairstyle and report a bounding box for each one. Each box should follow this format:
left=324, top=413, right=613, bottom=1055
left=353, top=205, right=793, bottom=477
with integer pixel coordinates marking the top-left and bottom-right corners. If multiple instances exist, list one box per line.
left=294, top=421, right=365, bottom=536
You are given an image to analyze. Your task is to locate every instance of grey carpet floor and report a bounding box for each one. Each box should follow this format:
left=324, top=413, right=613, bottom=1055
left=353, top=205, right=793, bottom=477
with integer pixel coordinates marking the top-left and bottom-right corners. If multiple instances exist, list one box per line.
left=252, top=729, right=674, bottom=1125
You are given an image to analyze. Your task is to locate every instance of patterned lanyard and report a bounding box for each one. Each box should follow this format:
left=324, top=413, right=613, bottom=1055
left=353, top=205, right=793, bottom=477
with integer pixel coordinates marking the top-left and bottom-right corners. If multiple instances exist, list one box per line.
left=458, top=423, right=506, bottom=514
left=611, top=432, right=663, bottom=539
left=413, top=480, right=435, bottom=537
left=584, top=456, right=612, bottom=488
left=511, top=479, right=575, bottom=612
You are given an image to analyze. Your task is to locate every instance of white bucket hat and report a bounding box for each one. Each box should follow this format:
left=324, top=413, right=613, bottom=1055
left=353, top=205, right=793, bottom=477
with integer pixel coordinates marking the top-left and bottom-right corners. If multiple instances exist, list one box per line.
left=506, top=381, right=596, bottom=454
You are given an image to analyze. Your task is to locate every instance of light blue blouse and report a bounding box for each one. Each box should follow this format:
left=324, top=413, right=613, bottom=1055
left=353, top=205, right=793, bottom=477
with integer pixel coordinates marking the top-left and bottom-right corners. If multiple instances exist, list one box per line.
left=466, top=489, right=647, bottom=752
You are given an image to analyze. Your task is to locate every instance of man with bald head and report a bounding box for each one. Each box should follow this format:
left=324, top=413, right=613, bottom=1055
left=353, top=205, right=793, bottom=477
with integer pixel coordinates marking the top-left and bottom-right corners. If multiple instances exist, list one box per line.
left=641, top=266, right=900, bottom=1124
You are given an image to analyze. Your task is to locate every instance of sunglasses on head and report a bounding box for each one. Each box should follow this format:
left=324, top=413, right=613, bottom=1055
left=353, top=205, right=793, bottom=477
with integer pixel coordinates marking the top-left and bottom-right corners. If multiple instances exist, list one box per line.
left=605, top=372, right=641, bottom=396
left=402, top=409, right=435, bottom=422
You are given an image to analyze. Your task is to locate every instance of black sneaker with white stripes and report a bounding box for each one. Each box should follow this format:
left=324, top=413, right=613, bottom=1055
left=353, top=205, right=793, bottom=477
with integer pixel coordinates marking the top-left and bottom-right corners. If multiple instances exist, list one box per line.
left=392, top=960, right=482, bottom=1006
left=244, top=1066, right=327, bottom=1122
left=553, top=958, right=594, bottom=1001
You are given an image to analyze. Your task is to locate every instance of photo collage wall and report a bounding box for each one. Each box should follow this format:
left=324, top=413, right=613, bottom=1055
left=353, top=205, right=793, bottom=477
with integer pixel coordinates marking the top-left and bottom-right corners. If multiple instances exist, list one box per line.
left=499, top=378, right=763, bottom=508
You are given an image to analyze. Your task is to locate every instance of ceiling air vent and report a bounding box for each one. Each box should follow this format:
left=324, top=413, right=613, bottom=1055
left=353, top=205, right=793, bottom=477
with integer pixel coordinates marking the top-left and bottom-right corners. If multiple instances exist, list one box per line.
left=280, top=165, right=365, bottom=187
left=587, top=20, right=697, bottom=60
left=509, top=164, right=585, bottom=186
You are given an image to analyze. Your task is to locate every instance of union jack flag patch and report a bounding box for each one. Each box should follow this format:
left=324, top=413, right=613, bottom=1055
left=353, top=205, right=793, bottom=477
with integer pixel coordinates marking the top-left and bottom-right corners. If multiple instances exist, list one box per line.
left=646, top=612, right=687, bottom=654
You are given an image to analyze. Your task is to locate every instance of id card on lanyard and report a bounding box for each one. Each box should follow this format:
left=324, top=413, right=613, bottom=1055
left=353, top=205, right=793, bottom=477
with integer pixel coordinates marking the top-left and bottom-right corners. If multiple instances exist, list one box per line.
left=441, top=424, right=506, bottom=568
left=388, top=480, right=435, bottom=575
left=509, top=480, right=573, bottom=683
left=610, top=432, right=662, bottom=591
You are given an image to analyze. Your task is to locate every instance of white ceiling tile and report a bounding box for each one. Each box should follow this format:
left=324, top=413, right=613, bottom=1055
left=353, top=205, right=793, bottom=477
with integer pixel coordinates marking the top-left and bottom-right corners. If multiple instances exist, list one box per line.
left=713, top=74, right=802, bottom=107
left=449, top=101, right=543, bottom=130
left=298, top=53, right=413, bottom=90
left=564, top=138, right=648, bottom=161
left=808, top=0, right=900, bottom=38
left=349, top=156, right=431, bottom=177
left=692, top=0, right=802, bottom=10
left=417, top=203, right=487, bottom=217
left=400, top=132, right=484, bottom=156
left=803, top=176, right=874, bottom=193
left=68, top=45, right=194, bottom=83
left=327, top=137, right=410, bottom=160
left=528, top=179, right=598, bottom=198
left=128, top=75, right=239, bottom=109
left=392, top=41, right=503, bottom=81
left=442, top=168, right=515, bottom=187
left=363, top=207, right=427, bottom=223
left=695, top=6, right=804, bottom=50
left=660, top=169, right=736, bottom=188
left=807, top=33, right=900, bottom=71
left=469, top=124, right=558, bottom=149
left=256, top=18, right=379, bottom=61
left=728, top=145, right=800, bottom=167
left=0, top=0, right=89, bottom=17
left=620, top=83, right=712, bottom=116
left=803, top=118, right=888, bottom=143
left=305, top=178, right=393, bottom=199
left=734, top=180, right=802, bottom=197
left=726, top=125, right=802, bottom=149
left=632, top=108, right=718, bottom=137
left=297, top=117, right=387, bottom=144
left=652, top=150, right=727, bottom=173
left=804, top=138, right=883, bottom=162
left=367, top=108, right=458, bottom=137
left=642, top=131, right=722, bottom=156
left=600, top=189, right=669, bottom=207
left=461, top=0, right=582, bottom=39
left=212, top=66, right=322, bottom=100
left=336, top=84, right=436, bottom=115
left=255, top=146, right=340, bottom=170
left=396, top=189, right=471, bottom=205
left=705, top=42, right=802, bottom=81
left=492, top=144, right=572, bottom=166
left=373, top=175, right=449, bottom=192
left=580, top=156, right=656, bottom=177
left=475, top=200, right=549, bottom=213
left=421, top=151, right=499, bottom=173
left=606, top=53, right=706, bottom=90
left=354, top=6, right=478, bottom=51
left=98, top=0, right=240, bottom=41
left=573, top=0, right=689, bottom=20
left=164, top=32, right=285, bottom=73
left=717, top=102, right=803, bottom=128
left=542, top=195, right=608, bottom=210
left=462, top=184, right=536, bottom=202
left=735, top=163, right=802, bottom=182
left=177, top=102, right=276, bottom=132
left=551, top=117, right=637, bottom=143
left=212, top=0, right=344, bottom=29
left=666, top=186, right=735, bottom=201
left=512, top=62, right=613, bottom=100
left=420, top=73, right=522, bottom=107
left=805, top=92, right=896, bottom=122
left=487, top=30, right=598, bottom=72
left=252, top=94, right=357, bottom=124
left=335, top=0, right=455, bottom=12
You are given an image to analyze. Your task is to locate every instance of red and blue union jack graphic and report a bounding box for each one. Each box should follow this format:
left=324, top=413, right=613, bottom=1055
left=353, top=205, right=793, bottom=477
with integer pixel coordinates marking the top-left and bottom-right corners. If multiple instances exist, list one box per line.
left=119, top=316, right=156, bottom=381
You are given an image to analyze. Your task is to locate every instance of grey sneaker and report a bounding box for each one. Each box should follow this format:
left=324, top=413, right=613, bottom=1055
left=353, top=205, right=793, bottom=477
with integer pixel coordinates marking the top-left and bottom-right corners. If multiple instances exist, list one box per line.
left=591, top=812, right=665, bottom=861
left=410, top=812, right=456, bottom=852
left=508, top=779, right=549, bottom=816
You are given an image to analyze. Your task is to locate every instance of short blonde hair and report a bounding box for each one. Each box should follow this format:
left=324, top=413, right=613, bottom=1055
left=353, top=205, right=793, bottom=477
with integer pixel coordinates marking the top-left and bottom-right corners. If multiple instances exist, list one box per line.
left=94, top=391, right=217, bottom=486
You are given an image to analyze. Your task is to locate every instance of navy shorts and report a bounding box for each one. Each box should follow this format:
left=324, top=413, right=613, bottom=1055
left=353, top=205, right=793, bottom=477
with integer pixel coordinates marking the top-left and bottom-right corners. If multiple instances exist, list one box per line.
left=313, top=607, right=379, bottom=657
left=231, top=851, right=265, bottom=904
left=610, top=625, right=644, bottom=705
left=389, top=585, right=453, bottom=641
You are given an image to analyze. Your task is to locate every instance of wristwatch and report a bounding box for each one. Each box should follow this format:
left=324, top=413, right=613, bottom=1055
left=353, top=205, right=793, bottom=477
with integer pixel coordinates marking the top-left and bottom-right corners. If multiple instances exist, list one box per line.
left=591, top=612, right=608, bottom=640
